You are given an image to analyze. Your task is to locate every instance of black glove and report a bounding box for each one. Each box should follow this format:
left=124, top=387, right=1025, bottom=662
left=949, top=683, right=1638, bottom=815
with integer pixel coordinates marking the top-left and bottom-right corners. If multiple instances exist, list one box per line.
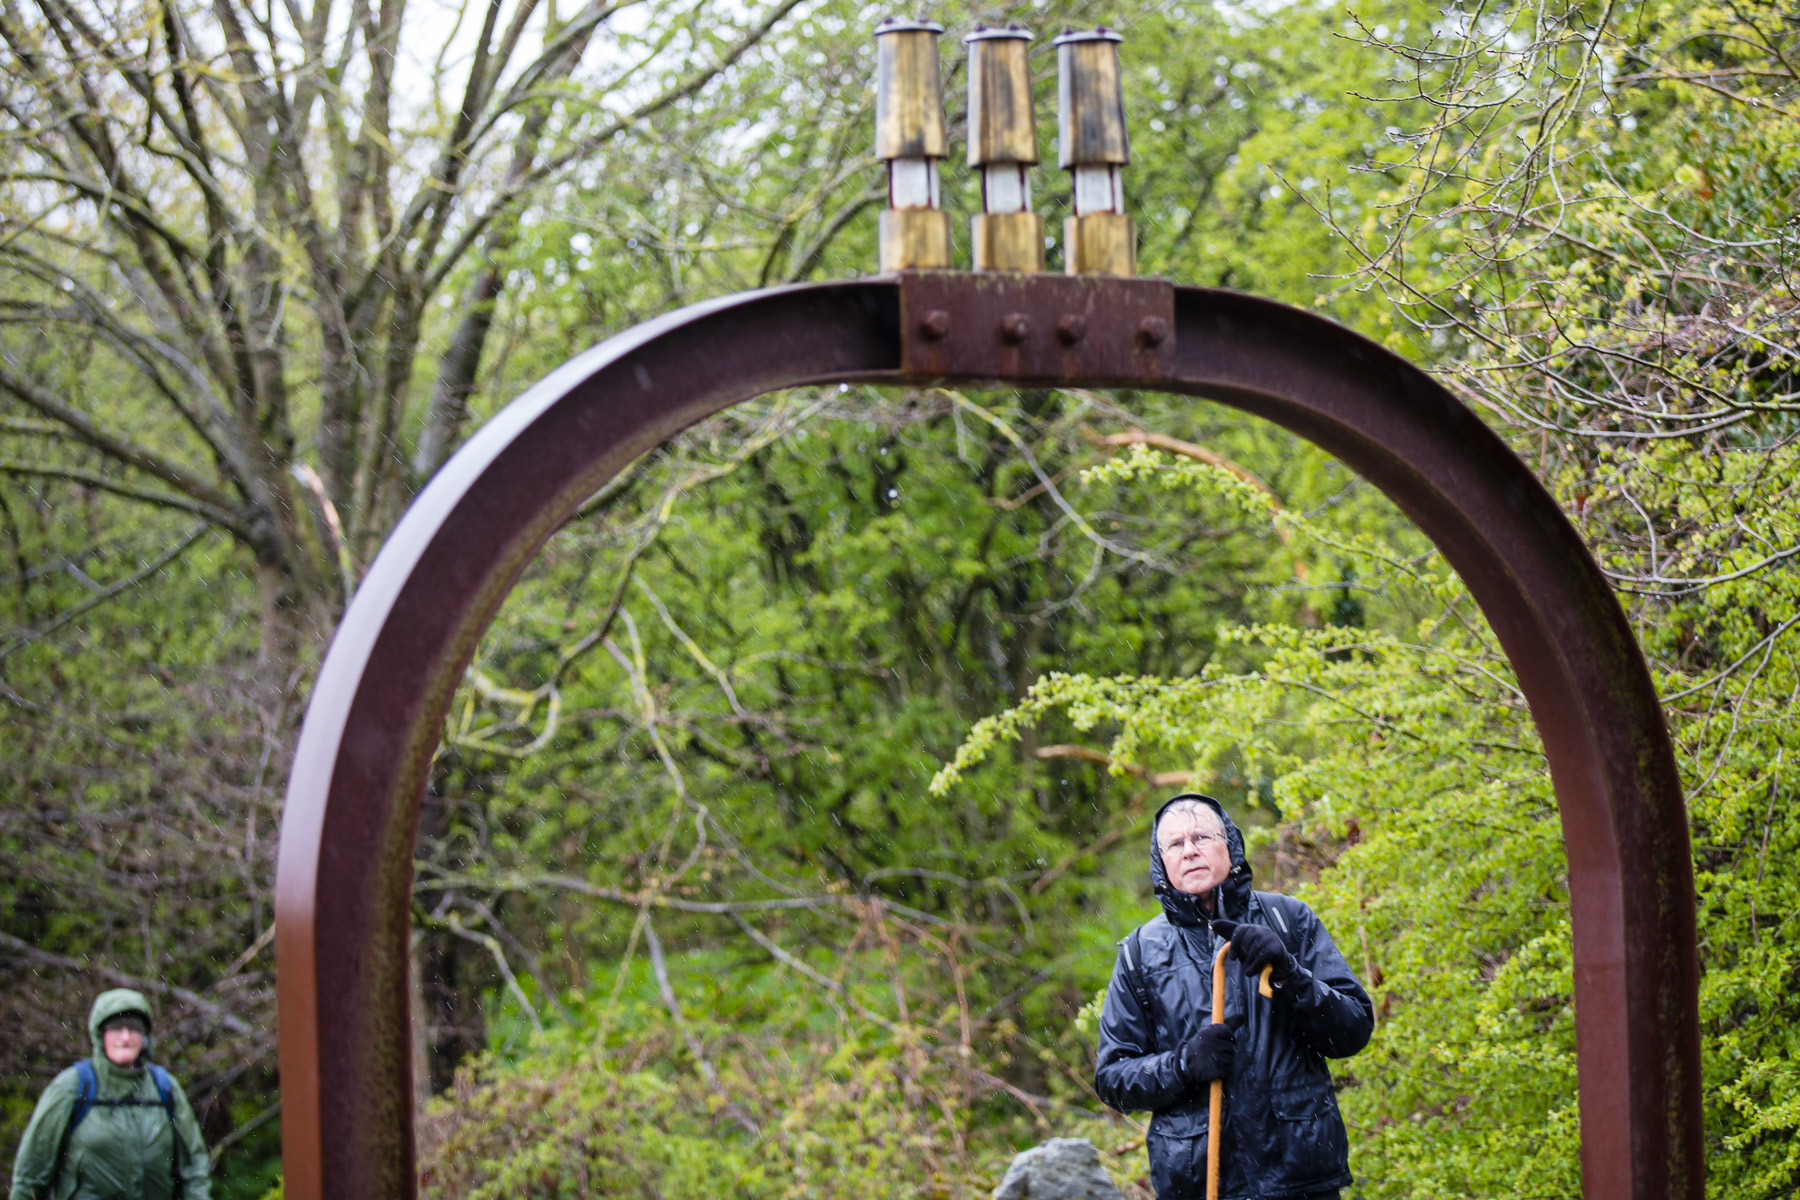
left=1180, top=1017, right=1240, bottom=1085
left=1211, top=919, right=1296, bottom=984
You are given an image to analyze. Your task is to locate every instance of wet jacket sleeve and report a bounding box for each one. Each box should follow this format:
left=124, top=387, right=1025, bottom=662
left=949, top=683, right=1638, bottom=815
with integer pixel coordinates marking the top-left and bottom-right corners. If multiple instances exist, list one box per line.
left=1093, top=944, right=1189, bottom=1114
left=9, top=1070, right=76, bottom=1200
left=169, top=1075, right=212, bottom=1199
left=1270, top=899, right=1374, bottom=1059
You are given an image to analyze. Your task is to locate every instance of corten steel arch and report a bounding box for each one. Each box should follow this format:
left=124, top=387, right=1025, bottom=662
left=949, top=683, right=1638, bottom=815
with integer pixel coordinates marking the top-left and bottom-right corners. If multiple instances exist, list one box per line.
left=275, top=273, right=1701, bottom=1200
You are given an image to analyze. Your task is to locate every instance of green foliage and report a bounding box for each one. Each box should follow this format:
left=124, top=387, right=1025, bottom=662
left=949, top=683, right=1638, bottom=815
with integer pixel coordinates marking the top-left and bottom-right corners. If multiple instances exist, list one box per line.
left=1307, top=0, right=1800, bottom=1192
left=419, top=955, right=1148, bottom=1198
left=424, top=1036, right=1000, bottom=1198
left=412, top=382, right=1367, bottom=1119
left=935, top=447, right=1587, bottom=1195
left=939, top=0, right=1800, bottom=1194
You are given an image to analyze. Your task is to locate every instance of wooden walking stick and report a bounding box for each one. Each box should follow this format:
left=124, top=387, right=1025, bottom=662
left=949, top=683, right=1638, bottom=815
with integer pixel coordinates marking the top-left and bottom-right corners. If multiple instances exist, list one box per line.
left=1207, top=942, right=1274, bottom=1199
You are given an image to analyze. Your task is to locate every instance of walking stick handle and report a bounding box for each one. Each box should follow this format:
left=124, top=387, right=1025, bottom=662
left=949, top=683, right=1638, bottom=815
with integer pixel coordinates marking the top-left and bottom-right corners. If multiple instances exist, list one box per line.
left=1208, top=946, right=1275, bottom=1197
left=1208, top=942, right=1229, bottom=1200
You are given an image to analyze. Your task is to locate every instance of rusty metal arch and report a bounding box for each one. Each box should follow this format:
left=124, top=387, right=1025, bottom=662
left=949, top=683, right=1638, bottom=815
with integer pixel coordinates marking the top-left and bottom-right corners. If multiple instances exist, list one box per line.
left=274, top=275, right=1701, bottom=1200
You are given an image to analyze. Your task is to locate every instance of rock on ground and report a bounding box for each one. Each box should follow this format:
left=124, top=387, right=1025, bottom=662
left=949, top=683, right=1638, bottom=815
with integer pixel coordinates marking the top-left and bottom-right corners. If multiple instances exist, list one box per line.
left=992, top=1137, right=1127, bottom=1200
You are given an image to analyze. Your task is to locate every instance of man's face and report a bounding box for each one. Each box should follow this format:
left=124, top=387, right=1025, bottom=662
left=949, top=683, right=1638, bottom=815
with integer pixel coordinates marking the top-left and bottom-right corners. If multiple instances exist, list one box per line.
left=1158, top=810, right=1232, bottom=898
left=102, top=1024, right=145, bottom=1067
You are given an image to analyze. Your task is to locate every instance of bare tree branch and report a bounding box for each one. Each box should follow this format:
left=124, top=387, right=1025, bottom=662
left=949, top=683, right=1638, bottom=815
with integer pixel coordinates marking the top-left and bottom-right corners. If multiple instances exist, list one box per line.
left=0, top=929, right=256, bottom=1036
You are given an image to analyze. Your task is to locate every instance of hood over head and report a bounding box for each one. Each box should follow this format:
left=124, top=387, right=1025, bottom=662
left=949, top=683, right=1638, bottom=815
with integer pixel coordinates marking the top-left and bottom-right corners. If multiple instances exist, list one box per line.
left=1149, top=793, right=1253, bottom=926
left=89, top=988, right=155, bottom=1065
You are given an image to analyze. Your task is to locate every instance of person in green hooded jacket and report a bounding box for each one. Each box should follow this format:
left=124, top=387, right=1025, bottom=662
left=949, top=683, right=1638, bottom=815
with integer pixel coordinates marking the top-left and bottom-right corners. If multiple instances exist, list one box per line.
left=9, top=989, right=211, bottom=1200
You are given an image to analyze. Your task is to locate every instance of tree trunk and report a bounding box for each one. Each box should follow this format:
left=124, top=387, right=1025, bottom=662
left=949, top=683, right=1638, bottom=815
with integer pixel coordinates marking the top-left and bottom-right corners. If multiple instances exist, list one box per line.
left=412, top=268, right=503, bottom=484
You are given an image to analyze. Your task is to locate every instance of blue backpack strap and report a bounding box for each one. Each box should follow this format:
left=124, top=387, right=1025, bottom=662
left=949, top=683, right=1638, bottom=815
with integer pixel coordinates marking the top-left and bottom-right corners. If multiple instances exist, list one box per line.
left=46, top=1061, right=100, bottom=1197
left=148, top=1065, right=186, bottom=1200
left=148, top=1065, right=175, bottom=1113
left=71, top=1059, right=99, bottom=1127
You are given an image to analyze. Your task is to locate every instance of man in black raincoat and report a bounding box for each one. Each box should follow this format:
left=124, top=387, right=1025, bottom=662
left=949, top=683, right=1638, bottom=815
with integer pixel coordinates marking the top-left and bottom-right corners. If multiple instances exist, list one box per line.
left=1095, top=794, right=1373, bottom=1199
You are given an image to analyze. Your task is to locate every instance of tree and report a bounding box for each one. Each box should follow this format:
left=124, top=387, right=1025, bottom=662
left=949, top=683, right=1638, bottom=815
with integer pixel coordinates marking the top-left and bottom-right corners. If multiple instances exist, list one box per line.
left=0, top=0, right=805, bottom=680
left=0, top=0, right=824, bottom=1187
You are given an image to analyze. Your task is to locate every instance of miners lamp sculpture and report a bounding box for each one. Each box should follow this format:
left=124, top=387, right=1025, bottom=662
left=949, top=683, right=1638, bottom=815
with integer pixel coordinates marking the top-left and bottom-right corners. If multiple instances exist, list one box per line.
left=1055, top=27, right=1134, bottom=275
left=875, top=18, right=955, bottom=270
left=965, top=26, right=1042, bottom=272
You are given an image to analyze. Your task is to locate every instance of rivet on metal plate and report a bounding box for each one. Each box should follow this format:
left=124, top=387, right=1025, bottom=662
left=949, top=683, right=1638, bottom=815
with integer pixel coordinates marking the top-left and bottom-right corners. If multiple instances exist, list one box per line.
left=1001, top=312, right=1031, bottom=343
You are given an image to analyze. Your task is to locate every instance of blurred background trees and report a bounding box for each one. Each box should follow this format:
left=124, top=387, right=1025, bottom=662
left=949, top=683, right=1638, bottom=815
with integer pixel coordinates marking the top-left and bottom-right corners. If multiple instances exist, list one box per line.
left=1, top=0, right=1794, bottom=1195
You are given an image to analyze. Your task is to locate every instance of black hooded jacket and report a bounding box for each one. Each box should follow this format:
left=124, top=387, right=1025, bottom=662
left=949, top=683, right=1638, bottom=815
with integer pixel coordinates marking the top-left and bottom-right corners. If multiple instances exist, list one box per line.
left=1094, top=795, right=1374, bottom=1199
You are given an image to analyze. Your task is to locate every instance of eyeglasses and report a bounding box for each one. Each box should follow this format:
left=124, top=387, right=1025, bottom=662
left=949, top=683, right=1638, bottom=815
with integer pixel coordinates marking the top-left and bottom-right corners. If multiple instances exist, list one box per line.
left=1159, top=831, right=1223, bottom=856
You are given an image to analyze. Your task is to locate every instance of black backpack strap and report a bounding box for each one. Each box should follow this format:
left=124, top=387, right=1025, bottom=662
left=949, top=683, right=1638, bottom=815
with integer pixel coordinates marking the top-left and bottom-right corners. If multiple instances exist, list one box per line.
left=47, top=1060, right=99, bottom=1198
left=1118, top=927, right=1159, bottom=1049
left=1120, top=928, right=1152, bottom=1005
left=1254, top=891, right=1303, bottom=956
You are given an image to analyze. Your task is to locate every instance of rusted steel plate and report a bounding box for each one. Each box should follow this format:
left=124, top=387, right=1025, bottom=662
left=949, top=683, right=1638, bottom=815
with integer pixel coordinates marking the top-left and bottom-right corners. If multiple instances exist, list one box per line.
left=897, top=270, right=1173, bottom=382
left=275, top=275, right=1700, bottom=1200
left=275, top=283, right=899, bottom=1200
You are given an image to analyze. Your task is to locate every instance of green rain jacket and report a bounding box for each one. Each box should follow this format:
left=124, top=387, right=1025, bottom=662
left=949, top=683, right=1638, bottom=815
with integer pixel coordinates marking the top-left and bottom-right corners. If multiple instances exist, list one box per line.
left=9, top=989, right=211, bottom=1200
